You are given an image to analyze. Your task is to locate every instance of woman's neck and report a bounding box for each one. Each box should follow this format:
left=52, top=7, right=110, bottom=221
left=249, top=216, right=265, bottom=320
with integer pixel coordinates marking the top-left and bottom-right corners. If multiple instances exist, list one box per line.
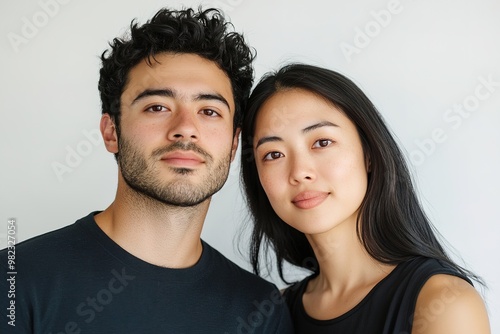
left=303, top=220, right=396, bottom=319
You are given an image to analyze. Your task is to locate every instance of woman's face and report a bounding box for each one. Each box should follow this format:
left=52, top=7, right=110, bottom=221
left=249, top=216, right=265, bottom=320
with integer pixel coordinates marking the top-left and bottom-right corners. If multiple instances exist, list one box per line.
left=253, top=88, right=369, bottom=235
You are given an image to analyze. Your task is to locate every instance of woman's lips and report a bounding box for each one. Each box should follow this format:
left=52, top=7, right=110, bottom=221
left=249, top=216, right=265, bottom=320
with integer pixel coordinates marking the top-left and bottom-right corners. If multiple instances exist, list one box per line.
left=291, top=191, right=329, bottom=209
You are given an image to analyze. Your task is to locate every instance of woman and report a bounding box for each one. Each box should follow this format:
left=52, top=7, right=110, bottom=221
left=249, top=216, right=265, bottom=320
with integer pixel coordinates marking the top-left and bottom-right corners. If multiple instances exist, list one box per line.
left=240, top=64, right=490, bottom=333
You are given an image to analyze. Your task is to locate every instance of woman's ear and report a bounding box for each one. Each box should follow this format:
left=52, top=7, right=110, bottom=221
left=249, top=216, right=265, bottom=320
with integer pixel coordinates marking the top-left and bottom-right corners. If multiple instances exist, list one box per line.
left=365, top=154, right=372, bottom=173
left=100, top=114, right=118, bottom=154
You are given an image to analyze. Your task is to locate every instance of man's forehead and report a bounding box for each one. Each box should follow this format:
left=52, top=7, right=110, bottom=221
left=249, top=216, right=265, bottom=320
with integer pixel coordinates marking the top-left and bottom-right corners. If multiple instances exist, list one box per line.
left=122, top=82, right=234, bottom=105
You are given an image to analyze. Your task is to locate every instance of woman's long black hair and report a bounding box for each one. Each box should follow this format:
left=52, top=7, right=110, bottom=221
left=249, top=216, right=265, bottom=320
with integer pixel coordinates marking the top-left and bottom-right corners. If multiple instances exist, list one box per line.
left=240, top=63, right=482, bottom=285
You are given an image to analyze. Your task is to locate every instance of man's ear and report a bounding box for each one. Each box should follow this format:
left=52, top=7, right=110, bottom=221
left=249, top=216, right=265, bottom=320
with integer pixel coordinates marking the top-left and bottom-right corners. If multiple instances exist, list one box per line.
left=100, top=114, right=118, bottom=154
left=230, top=128, right=241, bottom=162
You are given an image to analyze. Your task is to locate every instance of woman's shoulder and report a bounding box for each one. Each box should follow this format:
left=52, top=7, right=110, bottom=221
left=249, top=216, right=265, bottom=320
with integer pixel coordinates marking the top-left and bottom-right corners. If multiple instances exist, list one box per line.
left=281, top=274, right=316, bottom=306
left=413, top=273, right=490, bottom=334
left=392, top=257, right=472, bottom=286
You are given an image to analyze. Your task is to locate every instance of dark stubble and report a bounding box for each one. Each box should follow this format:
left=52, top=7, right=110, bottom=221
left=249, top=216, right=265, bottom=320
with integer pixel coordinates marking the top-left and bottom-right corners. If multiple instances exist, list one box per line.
left=118, top=137, right=232, bottom=207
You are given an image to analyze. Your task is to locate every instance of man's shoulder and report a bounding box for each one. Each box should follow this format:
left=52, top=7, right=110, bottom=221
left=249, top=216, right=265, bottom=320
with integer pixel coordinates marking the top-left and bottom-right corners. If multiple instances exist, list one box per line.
left=203, top=241, right=278, bottom=289
left=201, top=242, right=294, bottom=333
left=0, top=212, right=94, bottom=260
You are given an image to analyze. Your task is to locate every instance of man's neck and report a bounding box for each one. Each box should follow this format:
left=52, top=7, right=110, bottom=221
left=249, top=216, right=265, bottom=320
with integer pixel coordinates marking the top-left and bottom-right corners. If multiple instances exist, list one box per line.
left=94, top=182, right=209, bottom=269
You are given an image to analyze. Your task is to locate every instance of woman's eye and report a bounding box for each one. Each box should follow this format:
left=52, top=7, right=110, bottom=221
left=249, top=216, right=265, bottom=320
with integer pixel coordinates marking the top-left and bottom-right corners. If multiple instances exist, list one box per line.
left=312, top=139, right=333, bottom=148
left=263, top=151, right=284, bottom=161
left=146, top=105, right=167, bottom=113
left=200, top=109, right=220, bottom=117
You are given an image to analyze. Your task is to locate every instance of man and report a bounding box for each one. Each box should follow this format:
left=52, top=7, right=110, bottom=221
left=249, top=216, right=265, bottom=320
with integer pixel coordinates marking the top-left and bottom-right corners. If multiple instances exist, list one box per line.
left=0, top=8, right=293, bottom=333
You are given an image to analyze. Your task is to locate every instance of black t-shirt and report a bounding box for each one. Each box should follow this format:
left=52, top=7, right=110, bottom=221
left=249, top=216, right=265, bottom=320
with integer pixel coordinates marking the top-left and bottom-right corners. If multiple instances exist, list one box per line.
left=283, top=257, right=472, bottom=334
left=0, top=212, right=293, bottom=333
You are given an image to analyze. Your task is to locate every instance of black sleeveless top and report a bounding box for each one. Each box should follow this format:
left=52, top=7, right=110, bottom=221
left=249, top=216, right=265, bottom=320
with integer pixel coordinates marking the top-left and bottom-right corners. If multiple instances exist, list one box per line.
left=283, top=257, right=472, bottom=334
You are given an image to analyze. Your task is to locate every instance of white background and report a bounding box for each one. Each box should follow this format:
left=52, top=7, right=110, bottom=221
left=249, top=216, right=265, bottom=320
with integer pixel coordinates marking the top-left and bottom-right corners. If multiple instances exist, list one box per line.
left=1, top=0, right=499, bottom=330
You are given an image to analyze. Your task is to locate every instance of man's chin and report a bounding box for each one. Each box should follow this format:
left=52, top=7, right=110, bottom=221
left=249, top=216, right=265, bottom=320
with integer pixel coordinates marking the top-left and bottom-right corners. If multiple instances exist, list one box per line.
left=126, top=182, right=212, bottom=207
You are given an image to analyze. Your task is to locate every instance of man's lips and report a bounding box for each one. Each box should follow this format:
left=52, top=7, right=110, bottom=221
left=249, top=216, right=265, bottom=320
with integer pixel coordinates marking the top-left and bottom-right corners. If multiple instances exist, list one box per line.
left=160, top=151, right=205, bottom=167
left=291, top=191, right=329, bottom=209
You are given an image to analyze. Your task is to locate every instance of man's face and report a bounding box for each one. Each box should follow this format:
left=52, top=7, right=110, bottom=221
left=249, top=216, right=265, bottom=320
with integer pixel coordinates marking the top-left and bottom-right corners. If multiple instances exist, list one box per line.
left=116, top=53, right=238, bottom=206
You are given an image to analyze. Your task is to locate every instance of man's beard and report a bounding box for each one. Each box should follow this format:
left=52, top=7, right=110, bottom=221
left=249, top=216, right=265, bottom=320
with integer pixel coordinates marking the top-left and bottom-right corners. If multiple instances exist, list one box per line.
left=117, top=137, right=232, bottom=207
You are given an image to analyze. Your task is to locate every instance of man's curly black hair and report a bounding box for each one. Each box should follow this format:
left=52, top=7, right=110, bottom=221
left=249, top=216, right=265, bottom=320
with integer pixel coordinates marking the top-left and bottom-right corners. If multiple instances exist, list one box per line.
left=98, top=7, right=255, bottom=137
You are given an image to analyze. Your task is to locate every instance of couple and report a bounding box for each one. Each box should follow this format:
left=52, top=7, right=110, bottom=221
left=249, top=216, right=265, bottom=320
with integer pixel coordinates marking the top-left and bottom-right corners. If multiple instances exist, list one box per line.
left=0, top=7, right=490, bottom=334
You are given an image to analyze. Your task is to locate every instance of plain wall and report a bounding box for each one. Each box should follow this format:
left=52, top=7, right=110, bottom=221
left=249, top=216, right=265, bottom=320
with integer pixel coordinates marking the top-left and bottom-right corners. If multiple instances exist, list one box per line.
left=1, top=0, right=499, bottom=330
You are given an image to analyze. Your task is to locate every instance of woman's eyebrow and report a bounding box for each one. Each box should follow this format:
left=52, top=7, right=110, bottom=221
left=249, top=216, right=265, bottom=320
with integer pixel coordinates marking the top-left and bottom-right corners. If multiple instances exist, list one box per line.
left=255, top=136, right=282, bottom=149
left=302, top=121, right=339, bottom=133
left=255, top=121, right=339, bottom=149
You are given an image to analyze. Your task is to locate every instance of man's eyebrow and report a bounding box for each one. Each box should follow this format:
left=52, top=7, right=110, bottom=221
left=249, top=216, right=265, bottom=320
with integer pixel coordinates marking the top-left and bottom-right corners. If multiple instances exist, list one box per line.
left=194, top=93, right=230, bottom=110
left=131, top=89, right=174, bottom=105
left=130, top=89, right=230, bottom=110
left=302, top=121, right=339, bottom=133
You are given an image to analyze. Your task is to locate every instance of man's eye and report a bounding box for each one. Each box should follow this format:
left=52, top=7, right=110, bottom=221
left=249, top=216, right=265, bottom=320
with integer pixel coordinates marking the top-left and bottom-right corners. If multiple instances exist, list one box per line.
left=146, top=105, right=167, bottom=113
left=200, top=109, right=220, bottom=117
left=312, top=139, right=333, bottom=148
left=263, top=152, right=284, bottom=161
